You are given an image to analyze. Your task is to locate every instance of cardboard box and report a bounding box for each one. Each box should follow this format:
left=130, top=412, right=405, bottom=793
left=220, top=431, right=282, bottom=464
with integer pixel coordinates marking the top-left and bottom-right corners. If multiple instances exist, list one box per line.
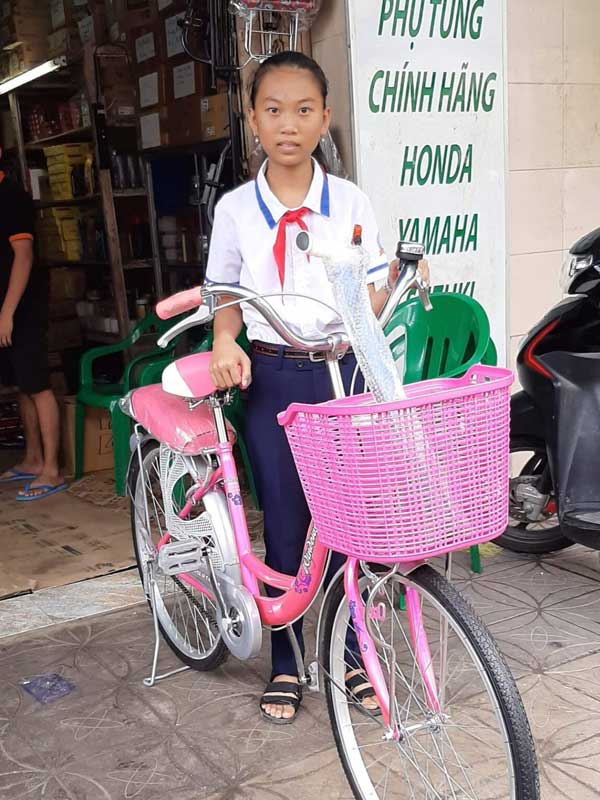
left=167, top=95, right=201, bottom=147
left=167, top=57, right=209, bottom=103
left=0, top=13, right=50, bottom=48
left=50, top=267, right=86, bottom=301
left=199, top=92, right=229, bottom=141
left=137, top=64, right=167, bottom=109
left=62, top=396, right=114, bottom=475
left=48, top=26, right=81, bottom=59
left=1, top=40, right=48, bottom=76
left=2, top=0, right=52, bottom=16
left=77, top=9, right=107, bottom=47
left=107, top=0, right=157, bottom=40
left=140, top=105, right=169, bottom=148
left=163, top=9, right=186, bottom=59
left=129, top=19, right=162, bottom=67
left=49, top=0, right=103, bottom=32
left=156, top=0, right=186, bottom=14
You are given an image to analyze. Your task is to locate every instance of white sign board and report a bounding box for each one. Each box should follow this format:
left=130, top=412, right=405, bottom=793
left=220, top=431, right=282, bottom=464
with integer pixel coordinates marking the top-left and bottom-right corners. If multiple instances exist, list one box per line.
left=347, top=0, right=508, bottom=360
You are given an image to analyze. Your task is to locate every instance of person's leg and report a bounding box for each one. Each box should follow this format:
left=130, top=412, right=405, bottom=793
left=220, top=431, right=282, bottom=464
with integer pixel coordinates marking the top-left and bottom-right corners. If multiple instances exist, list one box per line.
left=0, top=340, right=44, bottom=479
left=11, top=316, right=64, bottom=496
left=28, top=389, right=63, bottom=488
left=0, top=392, right=44, bottom=479
left=17, top=393, right=44, bottom=474
left=245, top=351, right=317, bottom=721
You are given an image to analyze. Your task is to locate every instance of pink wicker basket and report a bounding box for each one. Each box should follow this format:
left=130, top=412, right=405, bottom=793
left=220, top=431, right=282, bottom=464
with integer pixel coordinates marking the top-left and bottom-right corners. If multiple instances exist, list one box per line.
left=278, top=366, right=512, bottom=563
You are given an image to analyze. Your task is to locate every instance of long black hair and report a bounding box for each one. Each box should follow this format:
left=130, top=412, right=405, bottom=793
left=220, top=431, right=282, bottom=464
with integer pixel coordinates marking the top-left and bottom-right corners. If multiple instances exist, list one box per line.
left=248, top=51, right=330, bottom=171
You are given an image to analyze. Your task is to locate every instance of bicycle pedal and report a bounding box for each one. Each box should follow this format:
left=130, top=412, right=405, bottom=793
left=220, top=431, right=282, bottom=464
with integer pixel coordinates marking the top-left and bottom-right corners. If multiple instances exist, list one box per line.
left=157, top=540, right=204, bottom=575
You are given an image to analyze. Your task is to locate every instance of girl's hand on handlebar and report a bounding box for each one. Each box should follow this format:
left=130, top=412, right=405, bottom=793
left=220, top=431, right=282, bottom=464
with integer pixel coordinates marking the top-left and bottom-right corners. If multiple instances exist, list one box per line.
left=388, top=258, right=430, bottom=289
left=210, top=337, right=252, bottom=390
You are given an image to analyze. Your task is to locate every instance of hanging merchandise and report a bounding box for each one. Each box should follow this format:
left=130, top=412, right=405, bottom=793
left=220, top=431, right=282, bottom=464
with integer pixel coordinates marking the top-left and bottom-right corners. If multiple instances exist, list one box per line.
left=229, top=0, right=322, bottom=64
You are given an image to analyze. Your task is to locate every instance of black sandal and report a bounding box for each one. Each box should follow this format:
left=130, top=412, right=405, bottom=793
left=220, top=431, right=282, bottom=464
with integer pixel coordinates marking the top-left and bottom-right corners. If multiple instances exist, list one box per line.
left=260, top=680, right=302, bottom=725
left=345, top=669, right=382, bottom=717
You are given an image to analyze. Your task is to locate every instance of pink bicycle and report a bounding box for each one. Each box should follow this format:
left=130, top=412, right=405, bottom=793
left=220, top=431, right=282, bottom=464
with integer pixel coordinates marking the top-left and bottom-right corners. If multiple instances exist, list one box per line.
left=121, top=248, right=539, bottom=799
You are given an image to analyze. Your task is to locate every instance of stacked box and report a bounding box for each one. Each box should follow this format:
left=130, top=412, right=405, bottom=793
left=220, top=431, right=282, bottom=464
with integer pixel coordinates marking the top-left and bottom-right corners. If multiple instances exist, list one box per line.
left=0, top=1, right=50, bottom=50
left=43, top=142, right=93, bottom=201
left=48, top=0, right=107, bottom=60
left=106, top=0, right=157, bottom=44
left=37, top=206, right=96, bottom=263
left=0, top=0, right=50, bottom=77
left=37, top=208, right=67, bottom=261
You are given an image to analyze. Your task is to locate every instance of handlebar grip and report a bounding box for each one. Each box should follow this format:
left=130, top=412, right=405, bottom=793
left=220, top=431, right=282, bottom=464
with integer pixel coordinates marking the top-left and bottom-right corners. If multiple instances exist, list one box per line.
left=156, top=286, right=203, bottom=320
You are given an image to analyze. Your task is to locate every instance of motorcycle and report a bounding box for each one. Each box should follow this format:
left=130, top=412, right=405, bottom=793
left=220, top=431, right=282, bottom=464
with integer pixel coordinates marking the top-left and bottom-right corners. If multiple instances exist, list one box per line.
left=496, top=226, right=600, bottom=554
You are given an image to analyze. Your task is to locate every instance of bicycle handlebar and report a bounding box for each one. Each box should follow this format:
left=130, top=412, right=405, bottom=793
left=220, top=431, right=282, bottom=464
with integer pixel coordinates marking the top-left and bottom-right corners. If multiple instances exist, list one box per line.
left=156, top=286, right=203, bottom=320
left=156, top=237, right=430, bottom=350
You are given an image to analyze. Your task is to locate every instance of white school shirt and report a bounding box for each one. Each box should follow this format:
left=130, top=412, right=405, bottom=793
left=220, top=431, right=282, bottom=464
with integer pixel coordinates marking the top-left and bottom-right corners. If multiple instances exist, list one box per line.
left=205, top=158, right=389, bottom=345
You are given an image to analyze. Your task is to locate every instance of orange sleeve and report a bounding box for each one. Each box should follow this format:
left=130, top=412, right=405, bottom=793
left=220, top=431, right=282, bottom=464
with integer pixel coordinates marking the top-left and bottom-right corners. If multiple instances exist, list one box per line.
left=9, top=233, right=34, bottom=243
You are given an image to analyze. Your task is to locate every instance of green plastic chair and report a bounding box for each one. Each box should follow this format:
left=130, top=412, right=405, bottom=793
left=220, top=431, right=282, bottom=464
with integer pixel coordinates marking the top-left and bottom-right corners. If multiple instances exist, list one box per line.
left=384, top=292, right=498, bottom=574
left=75, top=312, right=186, bottom=497
left=385, top=292, right=496, bottom=383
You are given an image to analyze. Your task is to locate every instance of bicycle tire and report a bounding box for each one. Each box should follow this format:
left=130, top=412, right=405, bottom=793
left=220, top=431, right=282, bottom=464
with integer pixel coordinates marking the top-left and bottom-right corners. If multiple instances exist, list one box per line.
left=321, top=564, right=540, bottom=800
left=129, top=440, right=229, bottom=671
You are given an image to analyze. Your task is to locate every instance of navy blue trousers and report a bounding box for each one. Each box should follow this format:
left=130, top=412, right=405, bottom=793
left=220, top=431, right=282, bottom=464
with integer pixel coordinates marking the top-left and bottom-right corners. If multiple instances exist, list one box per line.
left=245, top=347, right=363, bottom=678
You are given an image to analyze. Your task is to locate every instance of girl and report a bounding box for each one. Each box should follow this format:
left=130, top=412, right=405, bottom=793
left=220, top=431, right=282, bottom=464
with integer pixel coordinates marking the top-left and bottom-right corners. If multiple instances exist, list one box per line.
left=206, top=51, right=428, bottom=723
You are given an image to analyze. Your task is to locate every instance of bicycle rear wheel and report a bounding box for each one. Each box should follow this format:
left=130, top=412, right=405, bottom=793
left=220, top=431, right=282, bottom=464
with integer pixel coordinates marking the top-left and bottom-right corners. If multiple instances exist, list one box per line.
left=130, top=441, right=228, bottom=670
left=321, top=565, right=539, bottom=800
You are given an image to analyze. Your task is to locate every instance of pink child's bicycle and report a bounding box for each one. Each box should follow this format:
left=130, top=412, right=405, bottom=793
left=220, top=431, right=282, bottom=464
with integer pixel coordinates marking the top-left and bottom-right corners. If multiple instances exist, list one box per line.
left=121, top=245, right=539, bottom=800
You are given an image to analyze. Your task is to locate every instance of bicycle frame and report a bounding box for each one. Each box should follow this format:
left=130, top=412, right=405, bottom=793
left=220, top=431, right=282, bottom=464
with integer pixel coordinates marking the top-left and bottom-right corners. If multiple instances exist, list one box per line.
left=152, top=354, right=440, bottom=731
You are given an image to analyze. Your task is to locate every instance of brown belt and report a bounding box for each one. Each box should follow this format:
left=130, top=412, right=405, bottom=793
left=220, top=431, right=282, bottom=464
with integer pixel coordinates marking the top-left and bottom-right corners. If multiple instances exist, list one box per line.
left=252, top=341, right=352, bottom=362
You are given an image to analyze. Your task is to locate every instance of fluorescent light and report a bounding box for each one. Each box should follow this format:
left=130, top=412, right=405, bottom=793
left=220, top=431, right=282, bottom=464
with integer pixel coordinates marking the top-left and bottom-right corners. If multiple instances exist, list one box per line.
left=0, top=57, right=67, bottom=95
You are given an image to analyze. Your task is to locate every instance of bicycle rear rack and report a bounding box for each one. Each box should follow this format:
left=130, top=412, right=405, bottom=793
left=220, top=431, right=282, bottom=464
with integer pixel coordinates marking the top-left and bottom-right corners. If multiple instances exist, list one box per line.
left=230, top=0, right=318, bottom=63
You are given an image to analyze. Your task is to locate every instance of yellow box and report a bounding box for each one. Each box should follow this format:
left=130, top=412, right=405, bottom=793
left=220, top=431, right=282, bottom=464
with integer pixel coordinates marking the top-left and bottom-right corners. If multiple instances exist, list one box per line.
left=44, top=143, right=91, bottom=159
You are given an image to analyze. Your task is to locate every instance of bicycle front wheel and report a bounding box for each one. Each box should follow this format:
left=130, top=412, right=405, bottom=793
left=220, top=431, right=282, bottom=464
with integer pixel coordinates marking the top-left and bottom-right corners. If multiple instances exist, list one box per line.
left=321, top=564, right=539, bottom=800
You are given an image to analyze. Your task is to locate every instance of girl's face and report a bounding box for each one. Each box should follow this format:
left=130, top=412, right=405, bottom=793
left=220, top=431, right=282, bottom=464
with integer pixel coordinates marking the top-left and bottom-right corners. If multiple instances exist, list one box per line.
left=248, top=67, right=331, bottom=168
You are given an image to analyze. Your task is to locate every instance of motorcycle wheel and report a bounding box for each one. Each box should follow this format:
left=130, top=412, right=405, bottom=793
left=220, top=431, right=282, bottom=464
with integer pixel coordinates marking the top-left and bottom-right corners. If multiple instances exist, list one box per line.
left=495, top=435, right=572, bottom=554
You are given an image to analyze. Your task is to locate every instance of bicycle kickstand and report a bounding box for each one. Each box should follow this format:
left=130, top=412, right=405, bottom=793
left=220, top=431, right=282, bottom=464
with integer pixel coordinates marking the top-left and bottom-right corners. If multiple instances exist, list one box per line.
left=143, top=568, right=191, bottom=687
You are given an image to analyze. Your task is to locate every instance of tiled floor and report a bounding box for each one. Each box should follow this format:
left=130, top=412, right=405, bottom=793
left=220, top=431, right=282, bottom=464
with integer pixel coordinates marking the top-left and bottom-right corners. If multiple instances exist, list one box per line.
left=1, top=544, right=600, bottom=799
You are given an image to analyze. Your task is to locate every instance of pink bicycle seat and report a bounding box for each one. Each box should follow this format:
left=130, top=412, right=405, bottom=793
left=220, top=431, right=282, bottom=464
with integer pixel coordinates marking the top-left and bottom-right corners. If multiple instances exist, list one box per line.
left=128, top=384, right=235, bottom=454
left=162, top=352, right=218, bottom=400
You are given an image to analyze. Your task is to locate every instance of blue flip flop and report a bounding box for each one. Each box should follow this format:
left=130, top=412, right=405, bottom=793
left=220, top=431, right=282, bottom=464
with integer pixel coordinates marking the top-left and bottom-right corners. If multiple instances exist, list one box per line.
left=0, top=468, right=37, bottom=484
left=16, top=482, right=68, bottom=502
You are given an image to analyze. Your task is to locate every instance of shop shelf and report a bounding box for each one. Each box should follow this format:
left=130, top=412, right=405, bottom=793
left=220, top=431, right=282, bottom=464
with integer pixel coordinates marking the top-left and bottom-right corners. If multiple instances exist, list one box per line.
left=123, top=259, right=154, bottom=270
left=40, top=259, right=108, bottom=269
left=34, top=195, right=101, bottom=209
left=113, top=188, right=148, bottom=198
left=25, top=126, right=93, bottom=149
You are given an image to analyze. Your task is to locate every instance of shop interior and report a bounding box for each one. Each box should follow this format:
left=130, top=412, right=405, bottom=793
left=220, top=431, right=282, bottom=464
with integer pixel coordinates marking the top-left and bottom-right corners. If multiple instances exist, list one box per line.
left=0, top=0, right=322, bottom=606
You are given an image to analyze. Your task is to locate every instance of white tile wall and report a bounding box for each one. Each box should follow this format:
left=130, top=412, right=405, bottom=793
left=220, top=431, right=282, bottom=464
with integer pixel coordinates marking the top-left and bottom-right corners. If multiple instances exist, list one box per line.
left=509, top=171, right=564, bottom=256
left=508, top=0, right=600, bottom=345
left=508, top=84, right=564, bottom=171
left=510, top=251, right=564, bottom=336
left=564, top=0, right=600, bottom=84
left=507, top=0, right=564, bottom=84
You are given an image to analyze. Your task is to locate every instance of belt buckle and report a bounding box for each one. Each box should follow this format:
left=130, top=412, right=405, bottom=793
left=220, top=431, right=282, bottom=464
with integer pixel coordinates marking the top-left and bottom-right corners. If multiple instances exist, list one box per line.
left=309, top=350, right=326, bottom=362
